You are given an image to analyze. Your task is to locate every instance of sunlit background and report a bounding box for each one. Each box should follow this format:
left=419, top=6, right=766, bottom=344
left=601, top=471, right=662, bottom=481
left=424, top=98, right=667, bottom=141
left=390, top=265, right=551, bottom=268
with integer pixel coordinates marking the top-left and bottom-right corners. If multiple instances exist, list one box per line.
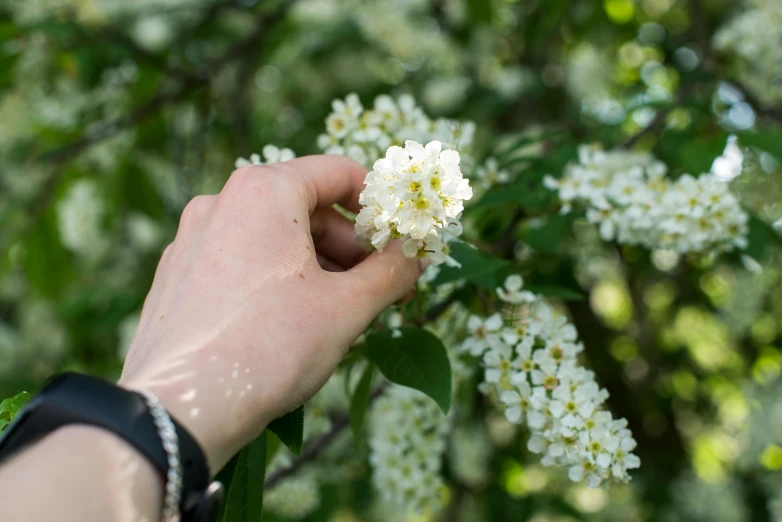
left=1, top=0, right=781, bottom=520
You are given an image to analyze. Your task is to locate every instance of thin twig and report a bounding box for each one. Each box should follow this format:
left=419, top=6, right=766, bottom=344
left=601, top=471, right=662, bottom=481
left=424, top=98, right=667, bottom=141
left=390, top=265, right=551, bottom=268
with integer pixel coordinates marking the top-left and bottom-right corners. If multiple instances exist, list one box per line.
left=622, top=107, right=673, bottom=149
left=264, top=414, right=349, bottom=489
left=264, top=385, right=386, bottom=489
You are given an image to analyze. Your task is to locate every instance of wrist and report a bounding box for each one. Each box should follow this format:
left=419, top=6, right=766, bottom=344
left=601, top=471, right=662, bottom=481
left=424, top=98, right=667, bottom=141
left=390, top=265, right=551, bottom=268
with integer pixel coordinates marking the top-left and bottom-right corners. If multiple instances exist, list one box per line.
left=116, top=379, right=219, bottom=474
left=117, top=375, right=270, bottom=474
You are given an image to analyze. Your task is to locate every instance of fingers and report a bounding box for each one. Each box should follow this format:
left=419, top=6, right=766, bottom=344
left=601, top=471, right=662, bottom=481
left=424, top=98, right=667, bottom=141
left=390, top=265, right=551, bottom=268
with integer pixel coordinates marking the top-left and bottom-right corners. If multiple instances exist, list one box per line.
left=316, top=254, right=346, bottom=272
left=341, top=240, right=422, bottom=322
left=283, top=155, right=368, bottom=214
left=310, top=207, right=369, bottom=269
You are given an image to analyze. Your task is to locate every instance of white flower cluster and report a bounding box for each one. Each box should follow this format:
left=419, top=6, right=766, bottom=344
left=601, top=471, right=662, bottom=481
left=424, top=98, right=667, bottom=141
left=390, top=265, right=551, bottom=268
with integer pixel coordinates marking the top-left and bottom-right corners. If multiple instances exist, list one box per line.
left=448, top=424, right=491, bottom=488
left=264, top=378, right=341, bottom=520
left=264, top=472, right=321, bottom=520
left=234, top=144, right=296, bottom=168
left=545, top=145, right=749, bottom=255
left=317, top=93, right=475, bottom=168
left=354, top=1, right=460, bottom=73
left=56, top=180, right=107, bottom=259
left=369, top=385, right=449, bottom=515
left=355, top=140, right=473, bottom=265
left=458, top=275, right=640, bottom=487
left=714, top=0, right=782, bottom=104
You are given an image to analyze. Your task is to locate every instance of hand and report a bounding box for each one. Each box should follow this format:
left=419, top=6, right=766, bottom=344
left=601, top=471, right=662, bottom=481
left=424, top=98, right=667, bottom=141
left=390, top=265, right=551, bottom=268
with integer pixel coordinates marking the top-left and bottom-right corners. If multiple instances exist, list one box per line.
left=118, top=156, right=422, bottom=473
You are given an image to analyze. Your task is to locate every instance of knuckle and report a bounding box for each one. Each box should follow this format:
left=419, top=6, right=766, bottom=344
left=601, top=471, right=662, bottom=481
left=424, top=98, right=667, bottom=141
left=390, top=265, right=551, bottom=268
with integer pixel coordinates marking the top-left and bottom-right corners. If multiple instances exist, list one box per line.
left=224, top=165, right=272, bottom=194
left=180, top=195, right=213, bottom=225
left=160, top=243, right=174, bottom=262
left=222, top=164, right=303, bottom=207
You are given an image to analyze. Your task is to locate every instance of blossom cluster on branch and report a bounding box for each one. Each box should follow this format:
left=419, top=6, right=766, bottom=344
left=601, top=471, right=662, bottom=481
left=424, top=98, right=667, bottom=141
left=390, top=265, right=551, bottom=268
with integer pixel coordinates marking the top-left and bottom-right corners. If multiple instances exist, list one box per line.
left=459, top=275, right=640, bottom=487
left=355, top=140, right=473, bottom=265
left=317, top=93, right=475, bottom=168
left=714, top=0, right=782, bottom=104
left=545, top=145, right=749, bottom=255
left=369, top=384, right=449, bottom=515
left=234, top=145, right=296, bottom=168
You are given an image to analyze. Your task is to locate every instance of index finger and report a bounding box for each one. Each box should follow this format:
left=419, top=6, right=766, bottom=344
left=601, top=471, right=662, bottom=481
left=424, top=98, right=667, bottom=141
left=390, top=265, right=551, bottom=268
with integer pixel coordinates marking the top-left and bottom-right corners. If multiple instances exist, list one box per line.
left=284, top=154, right=368, bottom=214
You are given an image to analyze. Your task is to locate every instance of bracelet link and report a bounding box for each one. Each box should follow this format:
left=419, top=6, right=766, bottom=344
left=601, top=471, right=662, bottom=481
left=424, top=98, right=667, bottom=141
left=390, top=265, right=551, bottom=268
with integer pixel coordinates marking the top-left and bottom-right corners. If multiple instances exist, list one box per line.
left=139, top=390, right=183, bottom=522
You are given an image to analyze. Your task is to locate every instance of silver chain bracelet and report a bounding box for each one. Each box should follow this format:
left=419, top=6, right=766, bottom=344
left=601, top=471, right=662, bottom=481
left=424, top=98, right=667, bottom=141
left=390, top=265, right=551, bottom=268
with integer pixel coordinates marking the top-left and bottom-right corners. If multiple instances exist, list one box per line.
left=139, top=390, right=183, bottom=522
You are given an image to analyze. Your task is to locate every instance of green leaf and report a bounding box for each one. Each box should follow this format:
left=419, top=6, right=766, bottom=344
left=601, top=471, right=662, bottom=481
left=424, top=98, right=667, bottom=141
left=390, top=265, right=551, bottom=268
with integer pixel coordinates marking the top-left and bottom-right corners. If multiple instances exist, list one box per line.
left=366, top=327, right=452, bottom=413
left=349, top=364, right=375, bottom=442
left=525, top=285, right=585, bottom=301
left=268, top=406, right=304, bottom=457
left=471, top=172, right=554, bottom=213
left=221, top=432, right=267, bottom=522
left=265, top=431, right=282, bottom=467
left=434, top=242, right=509, bottom=290
left=738, top=131, right=782, bottom=164
left=521, top=214, right=570, bottom=254
left=0, top=392, right=31, bottom=431
left=744, top=214, right=780, bottom=260
left=676, top=131, right=729, bottom=174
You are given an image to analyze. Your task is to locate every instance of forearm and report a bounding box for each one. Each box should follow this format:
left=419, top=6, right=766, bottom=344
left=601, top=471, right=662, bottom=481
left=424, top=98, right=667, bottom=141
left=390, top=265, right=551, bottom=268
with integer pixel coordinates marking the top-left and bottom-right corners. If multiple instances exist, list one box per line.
left=0, top=425, right=162, bottom=522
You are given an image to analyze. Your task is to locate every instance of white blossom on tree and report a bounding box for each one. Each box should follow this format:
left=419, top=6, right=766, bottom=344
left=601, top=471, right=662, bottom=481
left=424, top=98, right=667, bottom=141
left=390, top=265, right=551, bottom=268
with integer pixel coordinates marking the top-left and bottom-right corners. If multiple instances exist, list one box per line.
left=459, top=275, right=641, bottom=487
left=355, top=140, right=473, bottom=265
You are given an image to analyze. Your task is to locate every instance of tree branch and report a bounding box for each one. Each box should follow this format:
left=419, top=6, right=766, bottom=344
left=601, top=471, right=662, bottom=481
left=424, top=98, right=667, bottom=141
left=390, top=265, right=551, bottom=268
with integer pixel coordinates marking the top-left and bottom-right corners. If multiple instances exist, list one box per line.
left=264, top=385, right=386, bottom=489
left=264, top=414, right=349, bottom=489
left=39, top=0, right=295, bottom=164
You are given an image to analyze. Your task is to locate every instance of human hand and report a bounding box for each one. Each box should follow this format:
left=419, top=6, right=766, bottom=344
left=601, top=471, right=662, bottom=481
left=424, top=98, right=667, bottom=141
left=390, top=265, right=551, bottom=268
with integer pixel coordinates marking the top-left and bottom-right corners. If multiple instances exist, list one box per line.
left=118, top=156, right=422, bottom=473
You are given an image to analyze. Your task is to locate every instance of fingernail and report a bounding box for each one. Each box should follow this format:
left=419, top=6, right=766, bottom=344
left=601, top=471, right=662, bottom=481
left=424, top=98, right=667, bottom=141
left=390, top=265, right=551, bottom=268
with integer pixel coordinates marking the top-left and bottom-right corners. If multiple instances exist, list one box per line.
left=418, top=257, right=431, bottom=273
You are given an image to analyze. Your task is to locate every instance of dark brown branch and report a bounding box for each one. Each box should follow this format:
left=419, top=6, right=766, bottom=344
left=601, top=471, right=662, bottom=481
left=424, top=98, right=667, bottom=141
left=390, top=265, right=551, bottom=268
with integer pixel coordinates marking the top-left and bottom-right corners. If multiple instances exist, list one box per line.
left=264, top=385, right=386, bottom=489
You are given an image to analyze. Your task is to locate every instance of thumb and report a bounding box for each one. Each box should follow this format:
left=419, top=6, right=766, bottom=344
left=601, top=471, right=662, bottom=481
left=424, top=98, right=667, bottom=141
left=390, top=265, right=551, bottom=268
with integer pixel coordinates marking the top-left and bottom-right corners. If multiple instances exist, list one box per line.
left=343, top=240, right=423, bottom=321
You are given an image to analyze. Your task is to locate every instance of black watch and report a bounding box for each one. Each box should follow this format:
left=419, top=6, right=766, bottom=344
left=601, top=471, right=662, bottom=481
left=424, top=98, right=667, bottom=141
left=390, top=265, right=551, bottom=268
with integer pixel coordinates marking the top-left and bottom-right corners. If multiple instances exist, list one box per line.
left=0, top=373, right=224, bottom=521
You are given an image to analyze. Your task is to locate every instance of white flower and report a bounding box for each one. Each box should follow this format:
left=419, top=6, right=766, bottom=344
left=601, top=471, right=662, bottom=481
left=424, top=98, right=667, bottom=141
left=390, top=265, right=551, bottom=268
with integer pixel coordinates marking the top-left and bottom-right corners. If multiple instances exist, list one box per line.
left=500, top=382, right=532, bottom=424
left=460, top=313, right=503, bottom=356
left=548, top=144, right=749, bottom=255
left=318, top=93, right=475, bottom=169
left=57, top=179, right=107, bottom=259
left=710, top=135, right=743, bottom=181
left=463, top=275, right=640, bottom=487
left=474, top=157, right=511, bottom=190
left=265, top=473, right=321, bottom=520
left=369, top=385, right=449, bottom=514
left=483, top=341, right=513, bottom=385
left=497, top=274, right=536, bottom=304
left=355, top=140, right=473, bottom=265
left=235, top=145, right=296, bottom=168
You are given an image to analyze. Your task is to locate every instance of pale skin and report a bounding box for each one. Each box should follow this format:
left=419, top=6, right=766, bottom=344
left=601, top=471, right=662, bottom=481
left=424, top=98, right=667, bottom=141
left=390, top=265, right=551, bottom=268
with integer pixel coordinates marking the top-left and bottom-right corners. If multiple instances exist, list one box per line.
left=0, top=156, right=422, bottom=521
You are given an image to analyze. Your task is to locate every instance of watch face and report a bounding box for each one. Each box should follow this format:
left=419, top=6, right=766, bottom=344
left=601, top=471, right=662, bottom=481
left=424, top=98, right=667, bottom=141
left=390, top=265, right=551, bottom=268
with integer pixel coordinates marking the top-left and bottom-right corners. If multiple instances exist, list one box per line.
left=193, top=481, right=224, bottom=522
